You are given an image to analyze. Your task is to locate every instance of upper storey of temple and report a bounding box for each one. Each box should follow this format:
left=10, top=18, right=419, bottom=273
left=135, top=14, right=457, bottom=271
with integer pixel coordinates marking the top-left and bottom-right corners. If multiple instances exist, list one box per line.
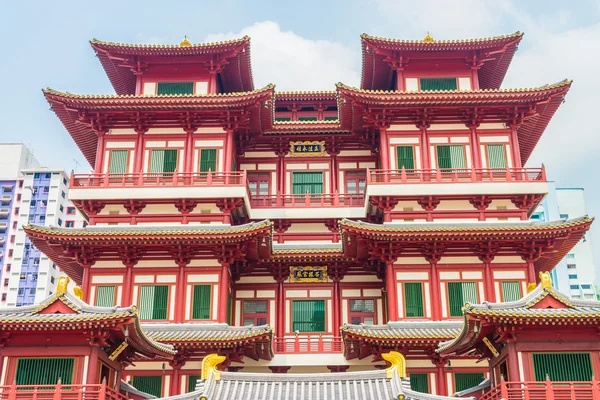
left=91, top=36, right=254, bottom=95
left=360, top=32, right=523, bottom=91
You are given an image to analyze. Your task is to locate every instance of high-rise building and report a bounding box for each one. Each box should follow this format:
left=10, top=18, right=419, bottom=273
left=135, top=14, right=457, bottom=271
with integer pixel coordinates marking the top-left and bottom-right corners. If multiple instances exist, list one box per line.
left=9, top=32, right=594, bottom=399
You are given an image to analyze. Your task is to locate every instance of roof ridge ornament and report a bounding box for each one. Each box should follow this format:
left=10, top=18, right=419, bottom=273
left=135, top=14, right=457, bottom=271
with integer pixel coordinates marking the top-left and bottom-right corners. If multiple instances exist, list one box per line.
left=381, top=351, right=406, bottom=378
left=56, top=276, right=70, bottom=296
left=201, top=353, right=227, bottom=381
left=422, top=32, right=435, bottom=43
left=180, top=35, right=192, bottom=47
left=539, top=271, right=552, bottom=290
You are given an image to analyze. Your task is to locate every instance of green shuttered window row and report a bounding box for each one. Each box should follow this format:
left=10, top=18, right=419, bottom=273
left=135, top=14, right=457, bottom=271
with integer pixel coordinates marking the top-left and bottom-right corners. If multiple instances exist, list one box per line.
left=96, top=286, right=116, bottom=307
left=108, top=150, right=128, bottom=174
left=150, top=150, right=178, bottom=174
left=501, top=281, right=521, bottom=302
left=396, top=146, right=415, bottom=169
left=404, top=282, right=424, bottom=317
left=420, top=78, right=458, bottom=91
left=192, top=285, right=211, bottom=320
left=199, top=148, right=217, bottom=172
left=487, top=144, right=507, bottom=169
left=139, top=285, right=169, bottom=320
left=437, top=145, right=466, bottom=170
left=410, top=373, right=429, bottom=393
left=132, top=376, right=163, bottom=397
left=292, top=172, right=323, bottom=195
left=448, top=282, right=478, bottom=317
left=292, top=300, right=325, bottom=332
left=16, top=358, right=75, bottom=385
left=532, top=353, right=593, bottom=381
left=298, top=116, right=318, bottom=121
left=454, top=373, right=485, bottom=392
left=187, top=374, right=200, bottom=393
left=157, top=82, right=194, bottom=96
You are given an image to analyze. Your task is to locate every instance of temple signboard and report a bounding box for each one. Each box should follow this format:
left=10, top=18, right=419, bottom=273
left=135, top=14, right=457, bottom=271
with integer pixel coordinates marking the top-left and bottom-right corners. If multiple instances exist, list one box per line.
left=289, top=266, right=328, bottom=283
left=289, top=141, right=326, bottom=157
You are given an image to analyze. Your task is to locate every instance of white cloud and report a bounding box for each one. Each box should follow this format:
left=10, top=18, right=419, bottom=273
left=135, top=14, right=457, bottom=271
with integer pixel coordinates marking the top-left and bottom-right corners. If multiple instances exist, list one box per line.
left=204, top=21, right=360, bottom=91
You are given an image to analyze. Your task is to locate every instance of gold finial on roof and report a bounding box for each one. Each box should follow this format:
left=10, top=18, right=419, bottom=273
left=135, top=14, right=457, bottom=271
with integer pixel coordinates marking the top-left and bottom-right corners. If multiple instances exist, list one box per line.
left=201, top=354, right=227, bottom=381
left=56, top=276, right=70, bottom=295
left=180, top=36, right=192, bottom=47
left=73, top=287, right=84, bottom=300
left=382, top=351, right=407, bottom=379
left=527, top=282, right=537, bottom=294
left=539, top=271, right=552, bottom=290
left=423, top=32, right=435, bottom=43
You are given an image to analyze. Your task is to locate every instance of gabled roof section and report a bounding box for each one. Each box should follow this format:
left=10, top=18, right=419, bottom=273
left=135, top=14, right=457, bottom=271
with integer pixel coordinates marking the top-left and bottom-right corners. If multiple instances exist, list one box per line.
left=91, top=37, right=253, bottom=95
left=360, top=32, right=523, bottom=90
left=0, top=290, right=175, bottom=359
left=275, top=90, right=337, bottom=102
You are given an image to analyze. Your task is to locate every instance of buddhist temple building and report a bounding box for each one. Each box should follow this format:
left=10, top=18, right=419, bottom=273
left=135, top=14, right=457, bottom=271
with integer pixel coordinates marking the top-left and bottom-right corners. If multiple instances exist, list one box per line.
left=1, top=30, right=594, bottom=399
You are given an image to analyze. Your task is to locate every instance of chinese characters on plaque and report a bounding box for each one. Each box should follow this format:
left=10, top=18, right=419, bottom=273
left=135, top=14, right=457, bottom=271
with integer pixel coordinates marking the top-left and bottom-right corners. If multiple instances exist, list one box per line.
left=289, top=141, right=326, bottom=157
left=289, top=266, right=328, bottom=283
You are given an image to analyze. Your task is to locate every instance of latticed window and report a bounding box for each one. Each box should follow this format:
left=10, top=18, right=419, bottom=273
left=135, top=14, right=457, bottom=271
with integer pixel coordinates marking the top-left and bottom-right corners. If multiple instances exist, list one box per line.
left=532, top=353, right=593, bottom=381
left=139, top=285, right=169, bottom=320
left=292, top=172, right=323, bottom=195
left=454, top=373, right=485, bottom=392
left=199, top=148, right=217, bottom=172
left=486, top=144, right=507, bottom=168
left=292, top=300, right=325, bottom=332
left=437, top=145, right=466, bottom=169
left=95, top=286, right=115, bottom=307
left=396, top=146, right=415, bottom=169
left=187, top=374, right=200, bottom=392
left=243, top=300, right=268, bottom=326
left=501, top=281, right=521, bottom=302
left=15, top=358, right=75, bottom=385
left=108, top=150, right=128, bottom=174
left=132, top=376, right=163, bottom=397
left=192, top=285, right=211, bottom=320
left=156, top=82, right=194, bottom=95
left=410, top=373, right=429, bottom=393
left=149, top=150, right=178, bottom=174
left=247, top=173, right=270, bottom=196
left=420, top=78, right=458, bottom=91
left=404, top=282, right=424, bottom=318
left=447, top=282, right=478, bottom=317
left=349, top=299, right=375, bottom=324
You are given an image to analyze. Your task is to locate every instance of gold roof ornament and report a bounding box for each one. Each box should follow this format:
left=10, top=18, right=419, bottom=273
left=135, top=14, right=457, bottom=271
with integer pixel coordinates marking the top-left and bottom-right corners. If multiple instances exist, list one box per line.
left=382, top=351, right=407, bottom=378
left=56, top=276, right=70, bottom=295
left=73, top=287, right=84, bottom=300
left=201, top=353, right=227, bottom=381
left=422, top=32, right=435, bottom=43
left=539, top=271, right=552, bottom=290
left=180, top=36, right=192, bottom=47
left=527, top=282, right=537, bottom=294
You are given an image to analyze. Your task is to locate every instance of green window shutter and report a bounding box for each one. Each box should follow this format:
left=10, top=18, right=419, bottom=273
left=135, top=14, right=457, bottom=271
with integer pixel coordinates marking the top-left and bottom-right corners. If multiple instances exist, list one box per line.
left=533, top=353, right=593, bottom=381
left=157, top=82, right=194, bottom=95
left=187, top=374, right=200, bottom=392
left=108, top=150, right=128, bottom=174
left=448, top=282, right=478, bottom=317
left=396, top=146, right=415, bottom=169
left=199, top=148, right=217, bottom=172
left=298, top=116, right=318, bottom=121
left=449, top=145, right=466, bottom=168
left=139, top=285, right=168, bottom=320
left=454, top=373, right=485, bottom=392
left=96, top=286, right=115, bottom=307
left=292, top=300, right=325, bottom=332
left=487, top=144, right=507, bottom=168
left=275, top=117, right=292, bottom=122
left=420, top=78, right=458, bottom=91
left=410, top=373, right=429, bottom=393
left=292, top=172, right=323, bottom=195
left=192, top=285, right=211, bottom=320
left=501, top=281, right=521, bottom=302
left=16, top=358, right=75, bottom=385
left=323, top=116, right=338, bottom=121
left=132, top=376, right=163, bottom=397
left=462, top=282, right=478, bottom=304
left=149, top=150, right=165, bottom=173
left=437, top=146, right=452, bottom=169
left=404, top=282, right=424, bottom=317
left=163, top=149, right=178, bottom=173
left=139, top=285, right=155, bottom=320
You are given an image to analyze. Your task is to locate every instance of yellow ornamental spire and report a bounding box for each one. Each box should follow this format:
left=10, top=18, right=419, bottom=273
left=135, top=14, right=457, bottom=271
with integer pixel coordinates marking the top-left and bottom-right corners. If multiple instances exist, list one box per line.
left=180, top=36, right=192, bottom=47
left=423, top=32, right=435, bottom=43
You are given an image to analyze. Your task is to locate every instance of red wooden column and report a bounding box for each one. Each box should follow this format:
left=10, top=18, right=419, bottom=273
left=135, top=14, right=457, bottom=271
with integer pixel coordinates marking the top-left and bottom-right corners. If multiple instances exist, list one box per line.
left=175, top=262, right=188, bottom=323
left=506, top=342, right=520, bottom=381
left=520, top=243, right=542, bottom=285
left=385, top=261, right=398, bottom=321
left=379, top=128, right=390, bottom=170
left=122, top=264, right=134, bottom=306
left=468, top=120, right=481, bottom=169
left=184, top=129, right=195, bottom=173
left=86, top=347, right=100, bottom=384
left=169, top=360, right=185, bottom=396
left=81, top=266, right=91, bottom=303
left=218, top=262, right=231, bottom=323
left=274, top=265, right=288, bottom=338
left=94, top=130, right=106, bottom=173
left=418, top=121, right=431, bottom=170
left=509, top=124, right=522, bottom=168
left=424, top=246, right=444, bottom=321
left=329, top=265, right=344, bottom=333
left=476, top=244, right=497, bottom=302
left=223, top=128, right=234, bottom=172
left=133, top=128, right=147, bottom=174
left=433, top=357, right=449, bottom=396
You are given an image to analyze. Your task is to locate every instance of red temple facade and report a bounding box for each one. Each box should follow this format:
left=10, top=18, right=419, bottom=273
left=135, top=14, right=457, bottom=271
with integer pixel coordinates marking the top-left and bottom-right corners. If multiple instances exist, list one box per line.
left=3, top=31, right=594, bottom=399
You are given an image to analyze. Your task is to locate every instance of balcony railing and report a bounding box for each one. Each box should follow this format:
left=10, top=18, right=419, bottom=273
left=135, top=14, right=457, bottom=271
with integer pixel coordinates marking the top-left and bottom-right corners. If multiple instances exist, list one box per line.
left=368, top=167, right=546, bottom=184
left=249, top=193, right=364, bottom=208
left=70, top=171, right=247, bottom=188
left=273, top=336, right=343, bottom=354
left=480, top=379, right=600, bottom=400
left=0, top=382, right=126, bottom=400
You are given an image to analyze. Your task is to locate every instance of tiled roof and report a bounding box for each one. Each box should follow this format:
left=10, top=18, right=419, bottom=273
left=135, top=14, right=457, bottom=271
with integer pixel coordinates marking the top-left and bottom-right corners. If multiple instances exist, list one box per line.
left=142, top=323, right=272, bottom=343
left=342, top=321, right=463, bottom=341
left=360, top=31, right=523, bottom=46
left=90, top=36, right=250, bottom=51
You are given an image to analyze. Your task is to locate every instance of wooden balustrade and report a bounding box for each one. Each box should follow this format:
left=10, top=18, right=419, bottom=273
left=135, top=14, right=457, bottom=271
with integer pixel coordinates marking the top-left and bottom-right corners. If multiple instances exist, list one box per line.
left=0, top=382, right=126, bottom=400
left=273, top=336, right=343, bottom=354
left=480, top=379, right=600, bottom=400
left=249, top=193, right=364, bottom=208
left=70, top=171, right=247, bottom=188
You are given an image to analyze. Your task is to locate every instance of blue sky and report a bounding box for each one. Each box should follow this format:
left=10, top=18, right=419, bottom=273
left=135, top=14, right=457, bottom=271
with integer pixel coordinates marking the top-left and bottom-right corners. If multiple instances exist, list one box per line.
left=1, top=0, right=600, bottom=259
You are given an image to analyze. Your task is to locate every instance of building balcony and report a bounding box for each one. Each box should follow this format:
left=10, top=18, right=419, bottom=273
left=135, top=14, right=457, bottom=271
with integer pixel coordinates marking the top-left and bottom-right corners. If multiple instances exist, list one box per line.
left=367, top=166, right=547, bottom=197
left=273, top=336, right=343, bottom=354
left=248, top=194, right=365, bottom=220
left=481, top=380, right=600, bottom=400
left=0, top=382, right=126, bottom=400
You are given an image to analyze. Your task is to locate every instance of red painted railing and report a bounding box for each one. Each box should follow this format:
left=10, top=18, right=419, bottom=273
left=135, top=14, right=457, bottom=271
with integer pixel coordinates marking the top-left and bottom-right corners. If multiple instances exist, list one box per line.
left=70, top=171, right=247, bottom=188
left=0, top=382, right=126, bottom=400
left=368, top=167, right=546, bottom=184
left=273, top=336, right=343, bottom=353
left=480, top=379, right=600, bottom=400
left=249, top=193, right=364, bottom=208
